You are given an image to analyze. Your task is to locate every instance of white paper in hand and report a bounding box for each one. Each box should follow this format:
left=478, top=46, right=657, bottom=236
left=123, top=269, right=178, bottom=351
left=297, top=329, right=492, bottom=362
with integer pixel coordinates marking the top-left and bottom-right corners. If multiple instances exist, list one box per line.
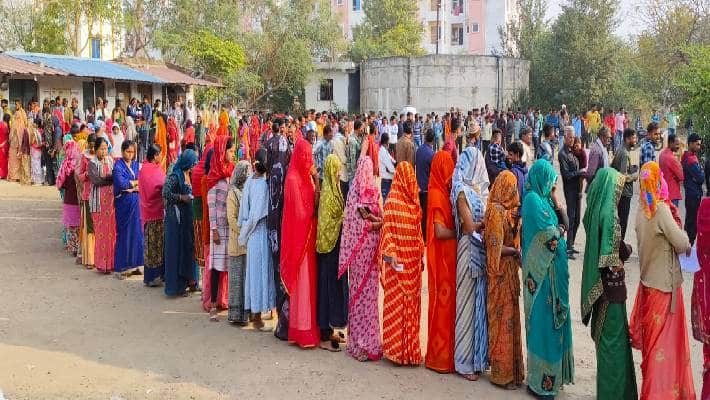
left=680, top=246, right=699, bottom=273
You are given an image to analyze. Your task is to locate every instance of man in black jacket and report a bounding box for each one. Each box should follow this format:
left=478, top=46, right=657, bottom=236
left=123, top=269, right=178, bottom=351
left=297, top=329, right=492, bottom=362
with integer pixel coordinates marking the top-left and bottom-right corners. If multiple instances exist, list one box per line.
left=558, top=126, right=586, bottom=259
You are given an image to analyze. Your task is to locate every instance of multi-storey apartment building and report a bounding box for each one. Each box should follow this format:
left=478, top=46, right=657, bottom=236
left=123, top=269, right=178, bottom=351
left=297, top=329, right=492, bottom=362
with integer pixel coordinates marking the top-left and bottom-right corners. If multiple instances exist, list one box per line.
left=330, top=0, right=518, bottom=55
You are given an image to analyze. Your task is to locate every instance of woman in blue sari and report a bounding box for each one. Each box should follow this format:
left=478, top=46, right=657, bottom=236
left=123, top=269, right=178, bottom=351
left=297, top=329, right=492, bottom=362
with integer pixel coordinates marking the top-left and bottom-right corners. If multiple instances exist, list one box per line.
left=163, top=149, right=200, bottom=296
left=113, top=140, right=144, bottom=279
left=521, top=159, right=574, bottom=398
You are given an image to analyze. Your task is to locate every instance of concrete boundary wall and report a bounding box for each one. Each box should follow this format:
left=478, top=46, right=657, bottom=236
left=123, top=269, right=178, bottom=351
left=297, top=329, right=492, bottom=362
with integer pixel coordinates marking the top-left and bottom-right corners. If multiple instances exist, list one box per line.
left=360, top=55, right=529, bottom=114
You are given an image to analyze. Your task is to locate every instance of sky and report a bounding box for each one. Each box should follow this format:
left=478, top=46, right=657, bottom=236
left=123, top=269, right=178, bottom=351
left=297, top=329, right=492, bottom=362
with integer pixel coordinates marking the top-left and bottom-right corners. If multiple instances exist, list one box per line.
left=545, top=0, right=644, bottom=38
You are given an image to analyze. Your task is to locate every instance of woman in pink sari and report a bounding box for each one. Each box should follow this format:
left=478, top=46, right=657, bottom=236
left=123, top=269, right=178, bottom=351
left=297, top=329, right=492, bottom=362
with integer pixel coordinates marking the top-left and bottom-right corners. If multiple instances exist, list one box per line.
left=88, top=137, right=116, bottom=273
left=339, top=156, right=383, bottom=361
left=281, top=137, right=321, bottom=348
left=0, top=114, right=9, bottom=179
left=693, top=197, right=710, bottom=399
left=630, top=161, right=695, bottom=399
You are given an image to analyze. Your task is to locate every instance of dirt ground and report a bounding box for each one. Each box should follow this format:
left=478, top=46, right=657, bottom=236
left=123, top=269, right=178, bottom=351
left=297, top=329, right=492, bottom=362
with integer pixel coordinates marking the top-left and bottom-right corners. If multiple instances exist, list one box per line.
left=0, top=178, right=703, bottom=400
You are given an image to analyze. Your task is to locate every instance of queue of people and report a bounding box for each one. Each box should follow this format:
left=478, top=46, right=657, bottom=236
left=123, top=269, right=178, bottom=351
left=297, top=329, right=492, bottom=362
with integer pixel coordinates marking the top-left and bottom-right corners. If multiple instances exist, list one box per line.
left=0, top=97, right=708, bottom=400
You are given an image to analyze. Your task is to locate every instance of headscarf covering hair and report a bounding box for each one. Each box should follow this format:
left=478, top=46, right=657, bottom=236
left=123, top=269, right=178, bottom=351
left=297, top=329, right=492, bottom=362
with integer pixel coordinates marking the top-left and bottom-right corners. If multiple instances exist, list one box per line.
left=125, top=116, right=138, bottom=141
left=451, top=146, right=489, bottom=234
left=316, top=154, right=345, bottom=254
left=659, top=172, right=683, bottom=227
left=639, top=161, right=661, bottom=220
left=230, top=160, right=251, bottom=192
left=56, top=140, right=80, bottom=189
left=486, top=169, right=520, bottom=212
left=205, top=135, right=235, bottom=191
left=171, top=149, right=198, bottom=195
left=524, top=159, right=557, bottom=206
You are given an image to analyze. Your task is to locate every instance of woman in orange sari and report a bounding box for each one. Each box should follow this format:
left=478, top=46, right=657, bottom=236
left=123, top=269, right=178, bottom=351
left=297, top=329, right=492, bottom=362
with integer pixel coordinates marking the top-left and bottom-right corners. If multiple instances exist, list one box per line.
left=425, top=151, right=456, bottom=373
left=154, top=114, right=168, bottom=172
left=217, top=108, right=229, bottom=137
left=630, top=161, right=695, bottom=399
left=380, top=161, right=425, bottom=365
left=483, top=170, right=524, bottom=389
left=281, top=137, right=321, bottom=348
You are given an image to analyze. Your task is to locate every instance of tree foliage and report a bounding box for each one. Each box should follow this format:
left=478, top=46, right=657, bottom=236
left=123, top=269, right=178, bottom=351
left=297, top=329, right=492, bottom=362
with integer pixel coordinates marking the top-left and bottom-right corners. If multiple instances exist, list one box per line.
left=350, top=0, right=424, bottom=62
left=0, top=1, right=68, bottom=54
left=675, top=45, right=710, bottom=146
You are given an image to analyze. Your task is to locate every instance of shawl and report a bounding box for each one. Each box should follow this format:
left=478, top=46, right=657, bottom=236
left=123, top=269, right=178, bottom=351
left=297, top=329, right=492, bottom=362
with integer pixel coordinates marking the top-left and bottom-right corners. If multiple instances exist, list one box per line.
left=483, top=170, right=519, bottom=278
left=451, top=146, right=489, bottom=235
left=155, top=116, right=168, bottom=172
left=639, top=161, right=661, bottom=219
left=316, top=154, right=345, bottom=253
left=338, top=156, right=381, bottom=278
left=581, top=167, right=625, bottom=327
left=427, top=150, right=455, bottom=238
left=205, top=135, right=235, bottom=192
left=379, top=161, right=424, bottom=273
left=125, top=116, right=138, bottom=141
left=280, top=137, right=316, bottom=294
left=191, top=145, right=212, bottom=198
left=524, top=159, right=557, bottom=209
left=89, top=155, right=114, bottom=213
left=170, top=149, right=198, bottom=195
left=138, top=160, right=166, bottom=224
left=217, top=110, right=229, bottom=136
left=56, top=141, right=80, bottom=189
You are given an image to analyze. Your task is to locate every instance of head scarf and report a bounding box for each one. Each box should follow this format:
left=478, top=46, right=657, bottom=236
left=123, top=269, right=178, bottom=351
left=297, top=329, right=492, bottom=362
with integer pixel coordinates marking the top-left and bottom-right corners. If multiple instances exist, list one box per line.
left=155, top=115, right=168, bottom=172
left=639, top=161, right=662, bottom=219
left=451, top=146, right=489, bottom=233
left=581, top=167, right=625, bottom=328
left=170, top=149, right=198, bottom=194
left=205, top=135, right=235, bottom=191
left=125, top=116, right=138, bottom=141
left=524, top=159, right=557, bottom=205
left=426, top=150, right=455, bottom=245
left=316, top=154, right=345, bottom=253
left=280, top=137, right=316, bottom=294
left=338, top=156, right=381, bottom=278
left=487, top=169, right=519, bottom=212
left=230, top=160, right=251, bottom=192
left=56, top=140, right=80, bottom=189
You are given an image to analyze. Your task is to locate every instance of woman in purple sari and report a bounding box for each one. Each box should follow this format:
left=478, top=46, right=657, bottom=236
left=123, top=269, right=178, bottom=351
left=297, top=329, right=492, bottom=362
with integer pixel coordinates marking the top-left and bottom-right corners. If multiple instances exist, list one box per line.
left=113, top=140, right=144, bottom=278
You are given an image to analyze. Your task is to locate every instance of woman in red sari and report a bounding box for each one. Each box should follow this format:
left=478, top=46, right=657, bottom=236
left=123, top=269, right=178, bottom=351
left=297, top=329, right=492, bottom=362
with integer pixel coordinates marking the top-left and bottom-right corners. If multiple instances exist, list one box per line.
left=425, top=151, right=456, bottom=373
left=281, top=137, right=321, bottom=348
left=380, top=162, right=425, bottom=366
left=0, top=114, right=9, bottom=179
left=693, top=197, right=710, bottom=399
left=166, top=117, right=179, bottom=167
left=630, top=161, right=695, bottom=399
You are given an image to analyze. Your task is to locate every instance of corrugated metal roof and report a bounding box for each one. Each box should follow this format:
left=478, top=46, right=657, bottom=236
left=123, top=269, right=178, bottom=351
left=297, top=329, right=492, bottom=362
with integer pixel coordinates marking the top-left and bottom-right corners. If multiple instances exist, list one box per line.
left=0, top=53, right=68, bottom=76
left=6, top=52, right=164, bottom=83
left=119, top=63, right=222, bottom=87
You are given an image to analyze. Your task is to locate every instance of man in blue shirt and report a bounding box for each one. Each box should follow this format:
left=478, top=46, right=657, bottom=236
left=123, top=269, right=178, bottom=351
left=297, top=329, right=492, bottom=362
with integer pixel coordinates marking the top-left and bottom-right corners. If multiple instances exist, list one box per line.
left=415, top=129, right=435, bottom=239
left=640, top=122, right=660, bottom=167
left=413, top=114, right=423, bottom=148
left=546, top=109, right=559, bottom=133
left=572, top=114, right=582, bottom=138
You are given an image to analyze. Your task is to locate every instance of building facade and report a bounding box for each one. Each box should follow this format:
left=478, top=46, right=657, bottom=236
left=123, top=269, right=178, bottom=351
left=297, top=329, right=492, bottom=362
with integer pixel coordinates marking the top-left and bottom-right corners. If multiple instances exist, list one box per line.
left=330, top=0, right=517, bottom=55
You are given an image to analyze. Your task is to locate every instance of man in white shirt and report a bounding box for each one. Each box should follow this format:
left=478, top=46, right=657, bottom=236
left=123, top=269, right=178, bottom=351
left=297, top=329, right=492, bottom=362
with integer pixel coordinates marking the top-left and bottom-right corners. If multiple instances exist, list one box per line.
left=185, top=99, right=196, bottom=125
left=520, top=127, right=535, bottom=168
left=387, top=116, right=398, bottom=152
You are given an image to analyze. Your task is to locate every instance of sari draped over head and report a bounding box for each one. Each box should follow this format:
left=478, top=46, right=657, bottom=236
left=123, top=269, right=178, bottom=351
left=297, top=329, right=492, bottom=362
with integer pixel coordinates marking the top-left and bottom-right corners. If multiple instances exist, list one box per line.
left=170, top=149, right=198, bottom=195
left=451, top=146, right=489, bottom=376
left=56, top=141, right=80, bottom=189
left=581, top=167, right=637, bottom=399
left=316, top=154, right=344, bottom=254
left=639, top=161, right=661, bottom=220
left=380, top=161, right=425, bottom=366
left=281, top=137, right=319, bottom=347
left=167, top=117, right=180, bottom=166
left=155, top=116, right=168, bottom=172
left=125, top=116, right=138, bottom=141
left=693, top=198, right=710, bottom=399
left=521, top=159, right=574, bottom=397
left=217, top=110, right=229, bottom=136
left=205, top=135, right=234, bottom=192
left=483, top=170, right=524, bottom=386
left=424, top=151, right=457, bottom=373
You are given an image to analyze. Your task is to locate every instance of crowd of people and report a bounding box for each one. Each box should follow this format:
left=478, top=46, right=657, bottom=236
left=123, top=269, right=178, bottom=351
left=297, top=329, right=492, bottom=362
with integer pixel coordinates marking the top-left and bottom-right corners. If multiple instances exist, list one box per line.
left=0, top=96, right=708, bottom=399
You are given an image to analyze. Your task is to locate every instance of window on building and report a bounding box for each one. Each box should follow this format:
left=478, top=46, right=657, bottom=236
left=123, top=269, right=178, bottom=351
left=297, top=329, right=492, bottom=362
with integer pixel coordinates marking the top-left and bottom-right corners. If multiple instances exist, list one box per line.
left=472, top=22, right=480, bottom=33
left=90, top=38, right=101, bottom=59
left=451, top=24, right=464, bottom=45
left=352, top=0, right=360, bottom=11
left=452, top=0, right=462, bottom=15
left=319, top=79, right=334, bottom=101
left=429, top=21, right=440, bottom=44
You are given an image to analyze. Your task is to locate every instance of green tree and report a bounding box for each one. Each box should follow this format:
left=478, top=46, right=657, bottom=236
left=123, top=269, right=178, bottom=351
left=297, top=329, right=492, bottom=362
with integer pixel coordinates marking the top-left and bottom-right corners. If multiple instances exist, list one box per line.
left=675, top=45, right=710, bottom=148
left=350, top=0, right=424, bottom=62
left=0, top=1, right=68, bottom=54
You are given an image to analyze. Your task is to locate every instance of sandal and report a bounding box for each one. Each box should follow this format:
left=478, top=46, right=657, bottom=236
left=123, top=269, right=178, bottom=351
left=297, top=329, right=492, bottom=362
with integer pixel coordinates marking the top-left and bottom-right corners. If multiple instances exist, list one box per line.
left=460, top=373, right=480, bottom=381
left=319, top=340, right=341, bottom=352
left=209, top=308, right=219, bottom=322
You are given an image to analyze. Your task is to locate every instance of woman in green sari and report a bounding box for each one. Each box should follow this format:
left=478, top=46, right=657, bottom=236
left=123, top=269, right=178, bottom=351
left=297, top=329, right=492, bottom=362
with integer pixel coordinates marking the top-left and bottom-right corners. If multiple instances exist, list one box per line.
left=521, top=159, right=574, bottom=398
left=581, top=167, right=637, bottom=399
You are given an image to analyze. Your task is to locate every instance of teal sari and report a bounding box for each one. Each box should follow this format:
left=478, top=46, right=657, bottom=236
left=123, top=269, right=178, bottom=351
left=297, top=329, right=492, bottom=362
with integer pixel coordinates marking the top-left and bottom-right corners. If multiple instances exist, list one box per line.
left=521, top=160, right=574, bottom=396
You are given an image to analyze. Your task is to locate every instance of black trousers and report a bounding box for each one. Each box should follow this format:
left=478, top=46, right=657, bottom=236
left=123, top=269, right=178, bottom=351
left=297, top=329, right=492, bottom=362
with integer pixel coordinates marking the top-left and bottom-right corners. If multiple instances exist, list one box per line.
left=686, top=196, right=701, bottom=246
left=419, top=191, right=428, bottom=240
left=482, top=140, right=490, bottom=156
left=563, top=185, right=580, bottom=250
left=210, top=269, right=224, bottom=303
left=273, top=250, right=289, bottom=341
left=340, top=180, right=350, bottom=203
left=618, top=195, right=632, bottom=241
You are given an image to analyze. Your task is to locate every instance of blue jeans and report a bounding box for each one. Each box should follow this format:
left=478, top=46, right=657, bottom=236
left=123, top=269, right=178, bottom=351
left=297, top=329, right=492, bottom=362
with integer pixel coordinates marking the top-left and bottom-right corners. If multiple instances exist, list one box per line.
left=414, top=135, right=422, bottom=148
left=614, top=130, right=623, bottom=152
left=381, top=179, right=392, bottom=202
